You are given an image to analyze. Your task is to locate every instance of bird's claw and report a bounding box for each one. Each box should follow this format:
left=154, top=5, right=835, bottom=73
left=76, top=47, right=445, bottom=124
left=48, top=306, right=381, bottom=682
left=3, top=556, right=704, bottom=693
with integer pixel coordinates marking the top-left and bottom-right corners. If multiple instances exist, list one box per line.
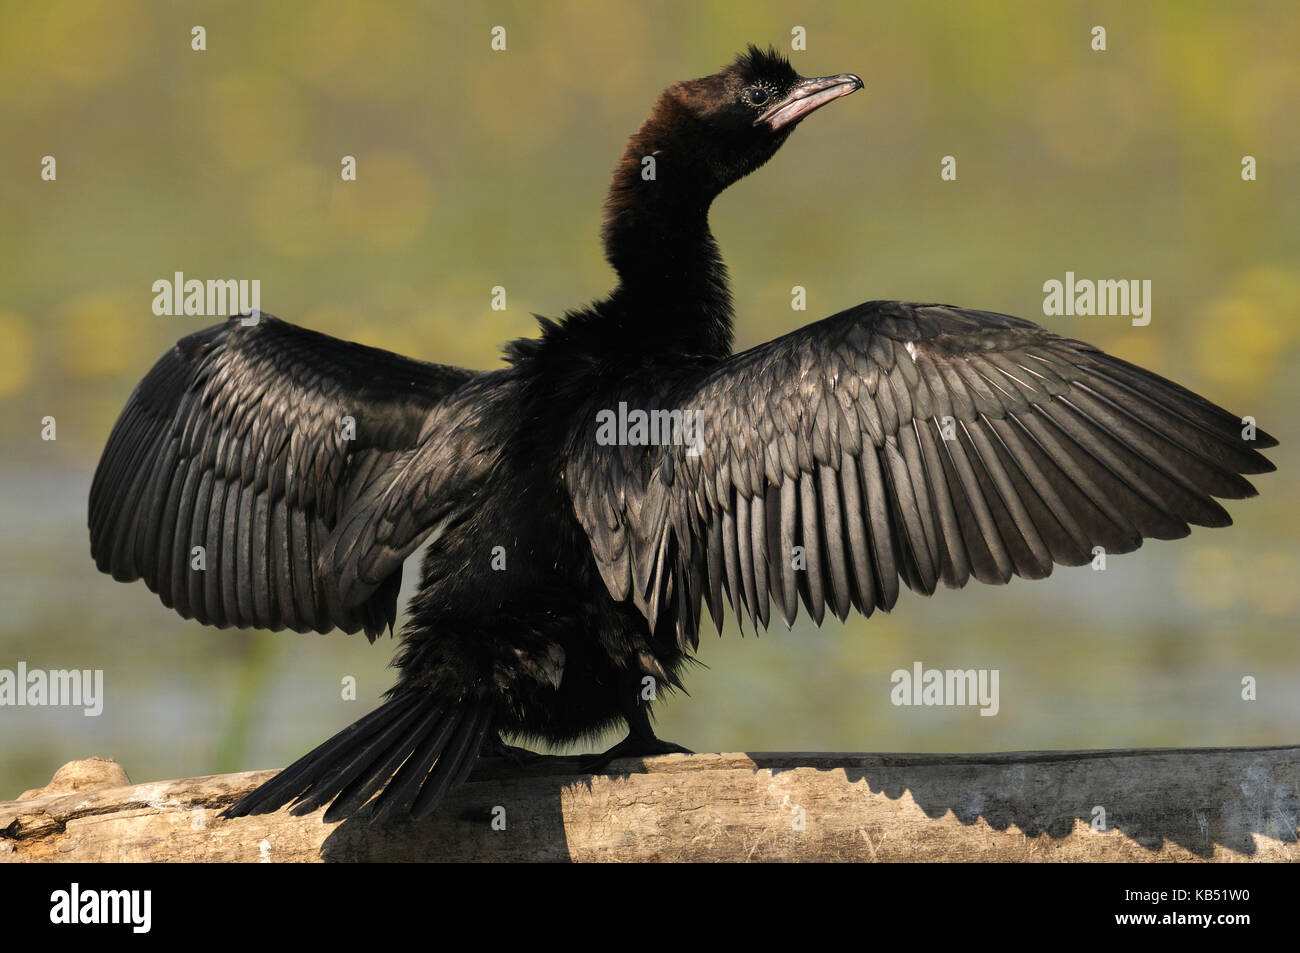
left=578, top=736, right=694, bottom=774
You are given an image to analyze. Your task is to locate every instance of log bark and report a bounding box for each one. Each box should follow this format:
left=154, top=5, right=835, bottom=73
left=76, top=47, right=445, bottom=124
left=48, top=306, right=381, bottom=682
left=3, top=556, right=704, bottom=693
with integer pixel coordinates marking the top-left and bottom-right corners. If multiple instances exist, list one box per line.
left=3, top=747, right=1297, bottom=862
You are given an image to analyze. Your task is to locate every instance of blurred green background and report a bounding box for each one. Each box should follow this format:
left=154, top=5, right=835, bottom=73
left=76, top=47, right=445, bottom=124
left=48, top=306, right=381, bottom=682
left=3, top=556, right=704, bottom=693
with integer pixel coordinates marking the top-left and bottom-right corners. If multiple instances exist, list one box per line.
left=2, top=0, right=1298, bottom=797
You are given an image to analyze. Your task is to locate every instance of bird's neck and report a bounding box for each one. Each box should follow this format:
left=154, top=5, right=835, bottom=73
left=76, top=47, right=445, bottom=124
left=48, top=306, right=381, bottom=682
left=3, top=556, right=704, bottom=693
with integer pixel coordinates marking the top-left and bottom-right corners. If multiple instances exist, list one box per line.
left=593, top=109, right=735, bottom=358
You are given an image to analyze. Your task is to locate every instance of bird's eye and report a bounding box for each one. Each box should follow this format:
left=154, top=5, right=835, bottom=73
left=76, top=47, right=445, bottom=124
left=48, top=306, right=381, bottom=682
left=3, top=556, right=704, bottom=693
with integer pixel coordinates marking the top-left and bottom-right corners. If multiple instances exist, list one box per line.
left=746, top=87, right=769, bottom=106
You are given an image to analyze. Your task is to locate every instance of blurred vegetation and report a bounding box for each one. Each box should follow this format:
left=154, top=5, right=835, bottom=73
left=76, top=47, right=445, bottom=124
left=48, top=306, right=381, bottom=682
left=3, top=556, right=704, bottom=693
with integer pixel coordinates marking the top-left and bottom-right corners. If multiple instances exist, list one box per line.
left=1, top=0, right=1297, bottom=795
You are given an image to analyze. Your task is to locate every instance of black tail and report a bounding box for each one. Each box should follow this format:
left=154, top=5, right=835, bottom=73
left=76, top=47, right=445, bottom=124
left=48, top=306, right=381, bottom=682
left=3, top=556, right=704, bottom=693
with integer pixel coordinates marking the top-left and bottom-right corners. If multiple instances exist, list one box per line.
left=221, top=693, right=494, bottom=823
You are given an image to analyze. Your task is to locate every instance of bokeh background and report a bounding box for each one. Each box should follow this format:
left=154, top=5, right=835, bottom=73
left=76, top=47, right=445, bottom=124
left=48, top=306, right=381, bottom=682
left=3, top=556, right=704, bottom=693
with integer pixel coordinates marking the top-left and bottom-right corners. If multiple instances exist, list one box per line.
left=2, top=0, right=1298, bottom=796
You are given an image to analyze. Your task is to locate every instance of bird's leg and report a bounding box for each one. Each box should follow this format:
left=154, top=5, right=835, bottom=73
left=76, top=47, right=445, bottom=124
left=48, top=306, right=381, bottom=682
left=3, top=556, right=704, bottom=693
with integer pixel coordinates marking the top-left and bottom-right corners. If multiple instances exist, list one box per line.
left=481, top=732, right=547, bottom=767
left=579, top=685, right=693, bottom=774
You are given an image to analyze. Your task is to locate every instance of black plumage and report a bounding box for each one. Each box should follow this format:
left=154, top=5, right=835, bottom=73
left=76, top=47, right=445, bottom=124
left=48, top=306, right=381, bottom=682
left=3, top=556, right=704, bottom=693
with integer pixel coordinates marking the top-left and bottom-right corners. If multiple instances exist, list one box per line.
left=87, top=47, right=1275, bottom=822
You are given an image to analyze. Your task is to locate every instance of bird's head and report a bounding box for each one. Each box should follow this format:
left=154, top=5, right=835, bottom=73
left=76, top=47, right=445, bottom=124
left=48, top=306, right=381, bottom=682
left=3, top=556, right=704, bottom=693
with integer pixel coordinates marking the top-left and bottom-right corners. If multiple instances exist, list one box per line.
left=601, top=46, right=863, bottom=318
left=634, top=46, right=864, bottom=196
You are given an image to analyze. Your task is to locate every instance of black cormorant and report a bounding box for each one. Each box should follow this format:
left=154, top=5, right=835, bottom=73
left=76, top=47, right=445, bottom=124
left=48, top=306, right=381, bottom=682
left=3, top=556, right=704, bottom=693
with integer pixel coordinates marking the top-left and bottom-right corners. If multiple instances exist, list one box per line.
left=88, top=47, right=1276, bottom=823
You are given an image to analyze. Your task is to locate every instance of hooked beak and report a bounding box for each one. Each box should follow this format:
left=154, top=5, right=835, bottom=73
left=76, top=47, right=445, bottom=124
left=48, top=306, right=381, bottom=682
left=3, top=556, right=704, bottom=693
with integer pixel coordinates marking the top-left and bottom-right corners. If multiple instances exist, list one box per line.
left=755, top=73, right=864, bottom=131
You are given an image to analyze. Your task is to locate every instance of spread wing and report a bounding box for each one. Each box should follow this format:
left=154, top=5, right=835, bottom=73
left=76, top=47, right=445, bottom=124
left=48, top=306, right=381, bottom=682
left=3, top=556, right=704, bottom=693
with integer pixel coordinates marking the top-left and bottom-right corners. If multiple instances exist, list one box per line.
left=89, top=314, right=476, bottom=637
left=568, top=301, right=1277, bottom=649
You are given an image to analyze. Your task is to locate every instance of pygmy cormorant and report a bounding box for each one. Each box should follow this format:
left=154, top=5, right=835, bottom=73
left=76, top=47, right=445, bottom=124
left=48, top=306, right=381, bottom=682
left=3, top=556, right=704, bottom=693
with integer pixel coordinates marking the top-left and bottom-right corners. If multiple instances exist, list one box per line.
left=88, top=47, right=1276, bottom=822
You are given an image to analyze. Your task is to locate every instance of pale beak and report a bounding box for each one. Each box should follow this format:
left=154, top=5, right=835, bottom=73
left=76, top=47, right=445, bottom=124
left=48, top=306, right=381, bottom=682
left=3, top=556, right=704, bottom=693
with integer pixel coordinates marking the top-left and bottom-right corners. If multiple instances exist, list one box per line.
left=755, top=73, right=865, bottom=131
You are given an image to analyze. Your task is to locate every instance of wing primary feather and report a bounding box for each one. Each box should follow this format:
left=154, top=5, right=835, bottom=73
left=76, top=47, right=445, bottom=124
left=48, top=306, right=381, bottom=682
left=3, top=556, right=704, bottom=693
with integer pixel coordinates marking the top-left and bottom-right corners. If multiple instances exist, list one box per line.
left=1074, top=366, right=1276, bottom=473
left=946, top=424, right=1015, bottom=584
left=1035, top=399, right=1200, bottom=536
left=963, top=418, right=1053, bottom=578
left=704, top=516, right=725, bottom=632
left=1065, top=384, right=1257, bottom=500
left=914, top=419, right=972, bottom=588
left=817, top=463, right=852, bottom=620
left=720, top=502, right=747, bottom=631
left=735, top=492, right=760, bottom=630
left=1015, top=408, right=1146, bottom=549
left=897, top=422, right=940, bottom=580
left=776, top=479, right=798, bottom=627
left=797, top=468, right=826, bottom=625
left=985, top=415, right=1091, bottom=564
left=837, top=453, right=877, bottom=614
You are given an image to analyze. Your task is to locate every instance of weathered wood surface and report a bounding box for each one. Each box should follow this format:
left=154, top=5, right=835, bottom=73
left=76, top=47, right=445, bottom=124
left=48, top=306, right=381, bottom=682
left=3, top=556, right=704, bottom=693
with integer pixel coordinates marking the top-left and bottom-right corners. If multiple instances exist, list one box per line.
left=3, top=747, right=1297, bottom=862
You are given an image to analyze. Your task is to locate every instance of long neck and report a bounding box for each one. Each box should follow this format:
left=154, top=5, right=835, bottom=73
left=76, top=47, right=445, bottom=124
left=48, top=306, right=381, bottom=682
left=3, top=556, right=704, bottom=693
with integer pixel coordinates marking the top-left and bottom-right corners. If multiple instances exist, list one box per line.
left=593, top=101, right=735, bottom=357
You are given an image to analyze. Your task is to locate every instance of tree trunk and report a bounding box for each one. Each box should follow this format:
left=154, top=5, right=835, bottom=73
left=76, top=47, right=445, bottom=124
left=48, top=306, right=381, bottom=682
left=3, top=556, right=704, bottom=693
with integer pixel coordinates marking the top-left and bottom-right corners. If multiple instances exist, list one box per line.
left=3, top=747, right=1297, bottom=862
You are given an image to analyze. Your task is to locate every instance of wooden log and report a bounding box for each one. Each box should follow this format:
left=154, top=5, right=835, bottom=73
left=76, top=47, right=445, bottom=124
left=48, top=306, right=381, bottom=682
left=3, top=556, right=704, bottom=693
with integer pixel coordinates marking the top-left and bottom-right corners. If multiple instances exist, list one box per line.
left=2, top=747, right=1297, bottom=862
